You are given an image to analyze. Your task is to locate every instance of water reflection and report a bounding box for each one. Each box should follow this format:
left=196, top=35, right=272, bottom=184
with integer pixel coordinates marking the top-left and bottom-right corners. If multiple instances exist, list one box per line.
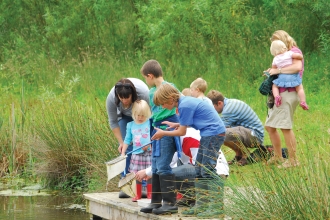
left=0, top=195, right=90, bottom=220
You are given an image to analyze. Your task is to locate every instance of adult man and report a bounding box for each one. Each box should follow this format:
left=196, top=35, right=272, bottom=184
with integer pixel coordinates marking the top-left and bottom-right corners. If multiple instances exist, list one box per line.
left=207, top=90, right=264, bottom=166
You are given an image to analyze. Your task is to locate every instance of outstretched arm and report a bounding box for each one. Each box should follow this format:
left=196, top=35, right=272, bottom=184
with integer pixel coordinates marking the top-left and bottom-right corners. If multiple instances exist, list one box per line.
left=151, top=125, right=187, bottom=140
left=269, top=59, right=302, bottom=75
left=121, top=143, right=129, bottom=156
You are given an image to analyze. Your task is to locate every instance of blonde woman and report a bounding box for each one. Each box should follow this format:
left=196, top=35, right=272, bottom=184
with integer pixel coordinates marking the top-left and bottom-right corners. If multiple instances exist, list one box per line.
left=266, top=30, right=305, bottom=168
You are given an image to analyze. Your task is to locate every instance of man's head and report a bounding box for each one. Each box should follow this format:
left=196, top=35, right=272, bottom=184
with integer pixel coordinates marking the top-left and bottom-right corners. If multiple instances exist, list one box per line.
left=140, top=60, right=163, bottom=87
left=190, top=77, right=207, bottom=98
left=207, top=90, right=224, bottom=113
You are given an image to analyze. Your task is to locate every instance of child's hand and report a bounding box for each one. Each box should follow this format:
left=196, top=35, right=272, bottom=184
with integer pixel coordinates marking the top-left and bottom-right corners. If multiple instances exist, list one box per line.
left=151, top=128, right=164, bottom=140
left=161, top=121, right=178, bottom=130
left=142, top=144, right=151, bottom=151
left=121, top=153, right=126, bottom=157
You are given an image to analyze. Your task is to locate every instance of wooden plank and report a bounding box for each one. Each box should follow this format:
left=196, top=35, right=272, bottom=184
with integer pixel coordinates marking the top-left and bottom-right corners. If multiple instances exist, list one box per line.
left=83, top=192, right=221, bottom=220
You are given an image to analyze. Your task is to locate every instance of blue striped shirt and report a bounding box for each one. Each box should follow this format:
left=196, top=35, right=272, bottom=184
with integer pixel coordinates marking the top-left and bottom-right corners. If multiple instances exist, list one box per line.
left=221, top=98, right=264, bottom=143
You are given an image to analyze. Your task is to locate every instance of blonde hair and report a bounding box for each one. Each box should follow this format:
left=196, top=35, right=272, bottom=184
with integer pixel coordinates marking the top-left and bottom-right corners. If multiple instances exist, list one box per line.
left=132, top=100, right=151, bottom=122
left=181, top=88, right=191, bottom=96
left=270, top=40, right=288, bottom=56
left=190, top=77, right=208, bottom=93
left=270, top=30, right=298, bottom=50
left=153, top=83, right=180, bottom=106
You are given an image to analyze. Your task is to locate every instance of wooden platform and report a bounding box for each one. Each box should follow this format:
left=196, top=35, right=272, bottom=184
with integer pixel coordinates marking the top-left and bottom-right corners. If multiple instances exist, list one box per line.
left=83, top=192, right=223, bottom=220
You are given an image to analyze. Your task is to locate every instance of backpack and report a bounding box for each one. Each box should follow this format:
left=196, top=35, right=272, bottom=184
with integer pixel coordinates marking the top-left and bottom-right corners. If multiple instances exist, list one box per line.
left=258, top=75, right=278, bottom=95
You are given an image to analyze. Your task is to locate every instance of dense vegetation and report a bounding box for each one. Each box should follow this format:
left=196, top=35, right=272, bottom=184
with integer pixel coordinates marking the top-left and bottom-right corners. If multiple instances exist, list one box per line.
left=0, top=0, right=329, bottom=218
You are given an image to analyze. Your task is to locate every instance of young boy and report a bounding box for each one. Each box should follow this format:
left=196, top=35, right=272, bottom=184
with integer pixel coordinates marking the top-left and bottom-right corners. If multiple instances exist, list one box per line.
left=189, top=77, right=213, bottom=106
left=139, top=60, right=180, bottom=215
left=152, top=83, right=226, bottom=218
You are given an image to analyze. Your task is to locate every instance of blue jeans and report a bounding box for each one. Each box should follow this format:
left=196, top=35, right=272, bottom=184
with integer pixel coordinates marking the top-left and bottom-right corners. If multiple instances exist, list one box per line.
left=152, top=135, right=177, bottom=175
left=195, top=135, right=225, bottom=179
left=173, top=164, right=195, bottom=190
left=118, top=114, right=133, bottom=177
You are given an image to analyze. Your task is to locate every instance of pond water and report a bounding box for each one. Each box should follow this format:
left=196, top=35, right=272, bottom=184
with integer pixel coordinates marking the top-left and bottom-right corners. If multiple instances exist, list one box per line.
left=0, top=185, right=90, bottom=220
left=0, top=194, right=90, bottom=220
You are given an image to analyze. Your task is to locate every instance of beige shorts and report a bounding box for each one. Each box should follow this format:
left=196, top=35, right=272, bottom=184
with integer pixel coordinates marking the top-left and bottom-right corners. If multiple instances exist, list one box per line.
left=225, top=126, right=260, bottom=148
left=265, top=91, right=299, bottom=129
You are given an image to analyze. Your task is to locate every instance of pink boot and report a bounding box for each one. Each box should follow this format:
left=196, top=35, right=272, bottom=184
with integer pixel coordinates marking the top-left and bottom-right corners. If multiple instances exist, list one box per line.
left=275, top=95, right=282, bottom=107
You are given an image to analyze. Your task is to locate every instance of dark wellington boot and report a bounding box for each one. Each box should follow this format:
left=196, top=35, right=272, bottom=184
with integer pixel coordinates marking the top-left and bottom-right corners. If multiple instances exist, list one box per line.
left=152, top=174, right=178, bottom=215
left=140, top=174, right=162, bottom=213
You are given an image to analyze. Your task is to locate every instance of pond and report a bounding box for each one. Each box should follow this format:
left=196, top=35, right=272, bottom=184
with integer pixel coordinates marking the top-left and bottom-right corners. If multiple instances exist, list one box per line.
left=0, top=194, right=90, bottom=220
left=0, top=184, right=90, bottom=220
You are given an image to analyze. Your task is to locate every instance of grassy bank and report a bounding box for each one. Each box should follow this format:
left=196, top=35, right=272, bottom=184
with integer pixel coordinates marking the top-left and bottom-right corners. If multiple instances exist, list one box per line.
left=0, top=52, right=329, bottom=218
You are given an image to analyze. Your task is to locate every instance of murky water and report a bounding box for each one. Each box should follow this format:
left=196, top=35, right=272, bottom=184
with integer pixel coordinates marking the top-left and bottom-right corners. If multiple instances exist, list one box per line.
left=0, top=195, right=90, bottom=220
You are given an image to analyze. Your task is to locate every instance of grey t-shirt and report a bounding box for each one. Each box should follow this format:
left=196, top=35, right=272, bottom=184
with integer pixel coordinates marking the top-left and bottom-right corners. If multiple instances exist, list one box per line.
left=106, top=78, right=150, bottom=130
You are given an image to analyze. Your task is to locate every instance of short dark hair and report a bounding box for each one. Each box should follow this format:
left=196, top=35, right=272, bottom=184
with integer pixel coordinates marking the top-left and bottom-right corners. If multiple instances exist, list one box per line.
left=140, top=60, right=163, bottom=78
left=207, top=90, right=224, bottom=104
left=114, top=78, right=138, bottom=105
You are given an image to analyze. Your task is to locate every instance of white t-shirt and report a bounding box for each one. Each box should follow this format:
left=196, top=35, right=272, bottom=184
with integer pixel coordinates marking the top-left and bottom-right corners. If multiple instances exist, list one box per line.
left=145, top=127, right=229, bottom=176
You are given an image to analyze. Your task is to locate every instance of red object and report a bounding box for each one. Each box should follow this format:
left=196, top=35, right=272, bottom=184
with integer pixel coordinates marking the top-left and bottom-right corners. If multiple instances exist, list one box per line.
left=132, top=183, right=142, bottom=202
left=147, top=184, right=152, bottom=199
left=182, top=137, right=200, bottom=163
left=176, top=192, right=184, bottom=200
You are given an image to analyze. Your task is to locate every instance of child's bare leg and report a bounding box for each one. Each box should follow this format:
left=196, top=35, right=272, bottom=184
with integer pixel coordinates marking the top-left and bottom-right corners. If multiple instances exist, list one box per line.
left=272, top=84, right=282, bottom=107
left=272, top=84, right=279, bottom=98
left=296, top=84, right=309, bottom=110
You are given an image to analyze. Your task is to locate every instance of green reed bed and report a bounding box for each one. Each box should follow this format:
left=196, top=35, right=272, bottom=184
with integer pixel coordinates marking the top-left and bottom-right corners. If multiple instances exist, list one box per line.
left=224, top=138, right=329, bottom=219
left=31, top=100, right=118, bottom=191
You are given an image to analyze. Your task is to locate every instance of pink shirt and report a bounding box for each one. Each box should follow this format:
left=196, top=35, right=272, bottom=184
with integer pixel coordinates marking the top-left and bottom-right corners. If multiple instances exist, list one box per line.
left=273, top=51, right=294, bottom=68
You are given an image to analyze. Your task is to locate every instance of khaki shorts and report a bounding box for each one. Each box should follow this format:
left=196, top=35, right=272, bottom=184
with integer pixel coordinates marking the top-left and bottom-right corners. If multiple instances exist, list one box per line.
left=225, top=126, right=260, bottom=148
left=265, top=91, right=299, bottom=129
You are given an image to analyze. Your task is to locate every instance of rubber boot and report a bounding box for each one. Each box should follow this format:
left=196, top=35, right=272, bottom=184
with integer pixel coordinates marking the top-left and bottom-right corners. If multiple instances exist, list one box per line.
left=141, top=179, right=147, bottom=198
left=181, top=178, right=209, bottom=216
left=132, top=181, right=142, bottom=202
left=147, top=184, right=152, bottom=199
left=197, top=177, right=225, bottom=218
left=140, top=174, right=162, bottom=213
left=152, top=174, right=178, bottom=215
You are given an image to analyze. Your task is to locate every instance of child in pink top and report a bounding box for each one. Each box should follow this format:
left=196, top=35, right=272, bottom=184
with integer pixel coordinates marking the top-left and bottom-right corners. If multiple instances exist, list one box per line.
left=270, top=40, right=309, bottom=110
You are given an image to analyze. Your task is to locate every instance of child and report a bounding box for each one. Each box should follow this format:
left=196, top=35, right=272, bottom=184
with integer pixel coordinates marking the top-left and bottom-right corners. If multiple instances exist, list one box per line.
left=270, top=40, right=309, bottom=110
left=140, top=60, right=181, bottom=215
left=189, top=77, right=213, bottom=106
left=181, top=88, right=191, bottom=96
left=152, top=83, right=226, bottom=218
left=182, top=87, right=229, bottom=172
left=121, top=100, right=152, bottom=202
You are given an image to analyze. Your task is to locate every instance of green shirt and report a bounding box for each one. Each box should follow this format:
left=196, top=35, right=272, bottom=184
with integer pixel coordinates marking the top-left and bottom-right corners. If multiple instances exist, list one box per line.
left=149, top=81, right=177, bottom=123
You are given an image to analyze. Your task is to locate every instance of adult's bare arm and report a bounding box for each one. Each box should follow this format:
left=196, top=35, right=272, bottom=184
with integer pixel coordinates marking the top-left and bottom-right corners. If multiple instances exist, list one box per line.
left=269, top=59, right=302, bottom=75
left=112, top=127, right=124, bottom=153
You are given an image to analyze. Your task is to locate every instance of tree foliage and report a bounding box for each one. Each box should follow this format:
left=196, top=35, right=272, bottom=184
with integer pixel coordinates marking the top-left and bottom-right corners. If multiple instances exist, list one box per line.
left=0, top=0, right=329, bottom=64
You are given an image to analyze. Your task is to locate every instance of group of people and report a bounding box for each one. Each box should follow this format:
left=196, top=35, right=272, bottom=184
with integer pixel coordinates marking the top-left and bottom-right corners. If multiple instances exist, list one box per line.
left=105, top=30, right=305, bottom=217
